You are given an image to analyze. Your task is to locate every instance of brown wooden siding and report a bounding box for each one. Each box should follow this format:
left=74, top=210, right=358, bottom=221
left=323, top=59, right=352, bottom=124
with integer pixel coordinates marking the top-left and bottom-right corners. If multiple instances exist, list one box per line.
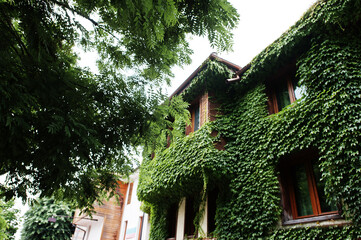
left=95, top=181, right=128, bottom=240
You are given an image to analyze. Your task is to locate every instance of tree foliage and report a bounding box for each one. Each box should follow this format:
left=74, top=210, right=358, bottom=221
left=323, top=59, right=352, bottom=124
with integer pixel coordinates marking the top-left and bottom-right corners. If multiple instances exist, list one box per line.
left=0, top=0, right=238, bottom=209
left=0, top=198, right=20, bottom=240
left=21, top=198, right=73, bottom=240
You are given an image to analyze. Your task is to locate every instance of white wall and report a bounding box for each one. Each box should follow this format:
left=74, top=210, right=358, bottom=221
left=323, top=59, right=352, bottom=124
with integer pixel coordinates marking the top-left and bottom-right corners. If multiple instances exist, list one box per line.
left=174, top=197, right=209, bottom=240
left=73, top=215, right=104, bottom=240
left=119, top=171, right=150, bottom=240
left=176, top=198, right=186, bottom=240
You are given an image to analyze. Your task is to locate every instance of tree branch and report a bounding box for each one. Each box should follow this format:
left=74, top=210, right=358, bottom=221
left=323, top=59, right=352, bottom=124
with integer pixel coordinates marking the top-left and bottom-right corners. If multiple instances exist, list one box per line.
left=49, top=0, right=121, bottom=41
left=50, top=0, right=99, bottom=26
left=0, top=8, right=30, bottom=57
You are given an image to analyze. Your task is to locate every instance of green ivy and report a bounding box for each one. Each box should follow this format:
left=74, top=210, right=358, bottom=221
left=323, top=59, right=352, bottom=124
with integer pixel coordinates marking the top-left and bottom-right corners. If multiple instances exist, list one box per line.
left=270, top=226, right=361, bottom=240
left=138, top=0, right=361, bottom=239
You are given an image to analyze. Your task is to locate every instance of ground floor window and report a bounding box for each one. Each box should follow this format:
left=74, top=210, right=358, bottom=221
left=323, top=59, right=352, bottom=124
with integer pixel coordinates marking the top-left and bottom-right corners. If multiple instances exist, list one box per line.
left=279, top=151, right=339, bottom=224
left=207, top=187, right=218, bottom=235
left=166, top=203, right=178, bottom=240
left=184, top=196, right=196, bottom=238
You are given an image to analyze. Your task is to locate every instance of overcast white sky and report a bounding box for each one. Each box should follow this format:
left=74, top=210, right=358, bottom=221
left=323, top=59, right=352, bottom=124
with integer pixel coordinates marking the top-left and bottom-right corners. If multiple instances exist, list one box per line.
left=78, top=0, right=317, bottom=96
left=14, top=1, right=316, bottom=239
left=167, top=0, right=317, bottom=95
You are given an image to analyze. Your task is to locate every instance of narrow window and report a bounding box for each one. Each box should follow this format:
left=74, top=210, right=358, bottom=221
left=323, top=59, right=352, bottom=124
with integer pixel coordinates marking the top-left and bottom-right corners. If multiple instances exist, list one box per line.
left=127, top=183, right=134, bottom=205
left=185, top=98, right=201, bottom=135
left=166, top=203, right=178, bottom=240
left=194, top=104, right=200, bottom=131
left=184, top=196, right=196, bottom=238
left=138, top=216, right=144, bottom=240
left=207, top=187, right=219, bottom=236
left=123, top=221, right=128, bottom=240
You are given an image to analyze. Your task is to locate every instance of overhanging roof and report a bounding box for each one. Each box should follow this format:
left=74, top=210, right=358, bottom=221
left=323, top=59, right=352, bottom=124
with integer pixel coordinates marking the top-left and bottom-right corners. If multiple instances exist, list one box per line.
left=169, top=52, right=242, bottom=98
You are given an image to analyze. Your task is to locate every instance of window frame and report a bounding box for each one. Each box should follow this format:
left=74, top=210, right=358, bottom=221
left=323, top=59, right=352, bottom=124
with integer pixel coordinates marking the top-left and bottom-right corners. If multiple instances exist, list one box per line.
left=123, top=221, right=128, bottom=240
left=184, top=196, right=196, bottom=239
left=127, top=182, right=134, bottom=205
left=207, top=187, right=219, bottom=236
left=191, top=102, right=200, bottom=132
left=279, top=150, right=340, bottom=225
left=138, top=216, right=144, bottom=240
left=267, top=62, right=298, bottom=114
left=166, top=202, right=178, bottom=240
left=186, top=98, right=201, bottom=135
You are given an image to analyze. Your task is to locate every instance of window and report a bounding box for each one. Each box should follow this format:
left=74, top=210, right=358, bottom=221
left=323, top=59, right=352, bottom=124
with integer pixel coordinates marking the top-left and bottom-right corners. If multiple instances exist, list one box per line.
left=166, top=203, right=178, bottom=240
left=138, top=216, right=144, bottom=240
left=184, top=196, right=196, bottom=238
left=194, top=104, right=200, bottom=131
left=123, top=221, right=128, bottom=240
left=127, top=183, right=133, bottom=205
left=186, top=102, right=200, bottom=135
left=207, top=187, right=219, bottom=235
left=267, top=63, right=304, bottom=114
left=279, top=151, right=339, bottom=224
left=190, top=102, right=200, bottom=132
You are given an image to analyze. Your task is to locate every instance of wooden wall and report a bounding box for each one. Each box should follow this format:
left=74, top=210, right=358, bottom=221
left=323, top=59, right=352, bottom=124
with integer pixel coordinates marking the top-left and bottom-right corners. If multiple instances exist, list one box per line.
left=83, top=181, right=128, bottom=240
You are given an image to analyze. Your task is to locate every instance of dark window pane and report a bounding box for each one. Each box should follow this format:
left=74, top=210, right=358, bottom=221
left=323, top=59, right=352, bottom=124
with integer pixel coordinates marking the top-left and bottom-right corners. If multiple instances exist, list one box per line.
left=184, top=196, right=196, bottom=236
left=275, top=81, right=291, bottom=111
left=194, top=105, right=200, bottom=131
left=167, top=203, right=178, bottom=238
left=292, top=164, right=313, bottom=216
left=207, top=187, right=218, bottom=234
left=312, top=163, right=338, bottom=213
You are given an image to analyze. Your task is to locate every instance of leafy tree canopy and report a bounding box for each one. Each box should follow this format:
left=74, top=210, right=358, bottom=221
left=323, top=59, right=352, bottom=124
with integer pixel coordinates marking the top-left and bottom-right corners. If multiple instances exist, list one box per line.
left=21, top=198, right=73, bottom=240
left=0, top=197, right=20, bottom=240
left=0, top=0, right=238, bottom=210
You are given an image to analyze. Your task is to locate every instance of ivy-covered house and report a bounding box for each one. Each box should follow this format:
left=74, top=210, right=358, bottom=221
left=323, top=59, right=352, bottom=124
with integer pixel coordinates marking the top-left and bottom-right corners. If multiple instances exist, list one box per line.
left=138, top=0, right=361, bottom=239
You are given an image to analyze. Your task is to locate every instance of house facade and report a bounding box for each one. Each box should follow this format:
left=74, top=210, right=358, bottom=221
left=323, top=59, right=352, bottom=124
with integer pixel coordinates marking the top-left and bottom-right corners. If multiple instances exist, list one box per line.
left=73, top=171, right=150, bottom=240
left=138, top=0, right=361, bottom=239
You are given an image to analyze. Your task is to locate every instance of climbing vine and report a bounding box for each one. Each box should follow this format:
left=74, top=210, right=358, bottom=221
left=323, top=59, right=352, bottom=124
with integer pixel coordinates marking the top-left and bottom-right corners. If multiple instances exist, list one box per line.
left=138, top=0, right=361, bottom=239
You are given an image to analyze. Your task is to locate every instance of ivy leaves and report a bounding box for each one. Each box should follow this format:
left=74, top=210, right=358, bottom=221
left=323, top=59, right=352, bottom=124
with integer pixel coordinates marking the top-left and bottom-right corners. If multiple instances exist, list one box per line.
left=139, top=1, right=361, bottom=239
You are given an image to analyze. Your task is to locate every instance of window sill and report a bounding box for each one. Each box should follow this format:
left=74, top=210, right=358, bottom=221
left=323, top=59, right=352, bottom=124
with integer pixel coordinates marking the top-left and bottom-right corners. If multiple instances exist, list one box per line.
left=282, top=214, right=349, bottom=227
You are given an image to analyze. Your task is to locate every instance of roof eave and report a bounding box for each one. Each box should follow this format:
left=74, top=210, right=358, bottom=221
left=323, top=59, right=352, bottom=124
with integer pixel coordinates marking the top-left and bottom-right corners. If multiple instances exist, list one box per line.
left=169, top=52, right=242, bottom=98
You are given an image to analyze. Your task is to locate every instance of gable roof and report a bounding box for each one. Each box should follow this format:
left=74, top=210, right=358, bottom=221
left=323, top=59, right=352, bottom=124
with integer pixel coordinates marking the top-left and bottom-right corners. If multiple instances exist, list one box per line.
left=169, top=52, right=241, bottom=98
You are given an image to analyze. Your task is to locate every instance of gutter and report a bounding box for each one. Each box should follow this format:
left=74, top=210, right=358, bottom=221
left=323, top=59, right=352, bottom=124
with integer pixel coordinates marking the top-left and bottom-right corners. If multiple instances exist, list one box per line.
left=226, top=63, right=251, bottom=83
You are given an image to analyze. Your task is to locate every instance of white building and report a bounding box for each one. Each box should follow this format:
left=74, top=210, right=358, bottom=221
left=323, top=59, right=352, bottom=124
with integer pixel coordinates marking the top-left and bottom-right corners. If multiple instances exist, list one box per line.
left=73, top=170, right=150, bottom=240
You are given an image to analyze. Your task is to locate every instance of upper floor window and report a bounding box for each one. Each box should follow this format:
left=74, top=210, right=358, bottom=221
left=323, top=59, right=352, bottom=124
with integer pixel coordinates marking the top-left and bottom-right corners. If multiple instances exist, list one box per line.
left=267, top=63, right=304, bottom=114
left=193, top=104, right=200, bottom=131
left=192, top=102, right=200, bottom=132
left=279, top=151, right=339, bottom=224
left=186, top=101, right=200, bottom=135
